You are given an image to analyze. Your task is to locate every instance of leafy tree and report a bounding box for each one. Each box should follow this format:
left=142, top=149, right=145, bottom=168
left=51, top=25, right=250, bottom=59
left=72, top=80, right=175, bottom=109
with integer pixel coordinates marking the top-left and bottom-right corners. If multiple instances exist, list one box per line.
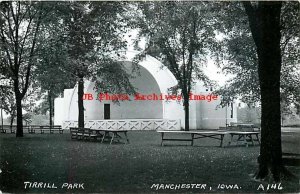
left=34, top=11, right=75, bottom=127
left=0, top=2, right=55, bottom=137
left=54, top=2, right=135, bottom=128
left=216, top=2, right=300, bottom=111
left=212, top=1, right=299, bottom=181
left=242, top=1, right=295, bottom=181
left=134, top=1, right=216, bottom=130
left=0, top=79, right=15, bottom=129
left=0, top=79, right=37, bottom=129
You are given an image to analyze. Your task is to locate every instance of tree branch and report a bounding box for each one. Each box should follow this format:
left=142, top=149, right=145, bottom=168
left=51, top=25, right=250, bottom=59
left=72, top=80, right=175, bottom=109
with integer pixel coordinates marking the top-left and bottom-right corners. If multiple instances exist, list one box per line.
left=0, top=29, right=14, bottom=71
left=242, top=2, right=261, bottom=47
left=21, top=5, right=43, bottom=98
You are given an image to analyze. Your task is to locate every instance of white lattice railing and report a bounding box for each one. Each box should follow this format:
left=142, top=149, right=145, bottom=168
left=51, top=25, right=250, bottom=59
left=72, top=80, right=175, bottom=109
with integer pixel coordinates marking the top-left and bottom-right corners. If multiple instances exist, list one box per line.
left=62, top=119, right=181, bottom=131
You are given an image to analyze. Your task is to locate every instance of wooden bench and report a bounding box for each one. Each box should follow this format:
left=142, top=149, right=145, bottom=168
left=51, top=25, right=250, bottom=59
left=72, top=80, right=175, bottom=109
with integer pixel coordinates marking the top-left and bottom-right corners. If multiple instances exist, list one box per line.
left=0, top=125, right=47, bottom=134
left=1, top=126, right=7, bottom=133
left=10, top=126, right=16, bottom=133
left=39, top=125, right=63, bottom=134
left=70, top=128, right=129, bottom=144
left=70, top=127, right=79, bottom=139
left=23, top=126, right=30, bottom=133
left=28, top=125, right=39, bottom=133
left=1, top=125, right=16, bottom=133
left=0, top=125, right=33, bottom=133
left=70, top=127, right=99, bottom=141
left=157, top=130, right=227, bottom=147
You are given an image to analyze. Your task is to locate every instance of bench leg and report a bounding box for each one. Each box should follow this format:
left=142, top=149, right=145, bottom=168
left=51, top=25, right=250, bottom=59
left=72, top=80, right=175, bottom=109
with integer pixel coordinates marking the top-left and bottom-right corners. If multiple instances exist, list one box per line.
left=228, top=134, right=233, bottom=146
left=243, top=135, right=248, bottom=147
left=101, top=132, right=107, bottom=143
left=191, top=134, right=194, bottom=146
left=236, top=135, right=247, bottom=147
left=220, top=134, right=224, bottom=147
left=255, top=134, right=260, bottom=145
left=124, top=132, right=129, bottom=144
left=161, top=132, right=164, bottom=146
left=249, top=135, right=254, bottom=146
left=110, top=132, right=115, bottom=144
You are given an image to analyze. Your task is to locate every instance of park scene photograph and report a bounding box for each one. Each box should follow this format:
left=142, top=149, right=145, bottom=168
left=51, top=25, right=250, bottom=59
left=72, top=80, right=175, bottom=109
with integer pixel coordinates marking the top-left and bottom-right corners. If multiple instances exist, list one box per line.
left=0, top=1, right=299, bottom=193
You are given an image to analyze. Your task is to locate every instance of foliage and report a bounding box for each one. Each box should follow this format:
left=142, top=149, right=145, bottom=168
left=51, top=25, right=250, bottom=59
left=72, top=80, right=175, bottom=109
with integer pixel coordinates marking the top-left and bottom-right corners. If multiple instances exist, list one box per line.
left=0, top=2, right=59, bottom=136
left=133, top=1, right=219, bottom=130
left=0, top=82, right=16, bottom=124
left=46, top=1, right=137, bottom=95
left=215, top=2, right=300, bottom=113
left=0, top=2, right=57, bottom=99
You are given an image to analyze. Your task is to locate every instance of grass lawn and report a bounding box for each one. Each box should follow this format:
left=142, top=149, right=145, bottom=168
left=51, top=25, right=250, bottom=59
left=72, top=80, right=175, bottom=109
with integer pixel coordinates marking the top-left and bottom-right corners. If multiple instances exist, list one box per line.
left=0, top=130, right=299, bottom=193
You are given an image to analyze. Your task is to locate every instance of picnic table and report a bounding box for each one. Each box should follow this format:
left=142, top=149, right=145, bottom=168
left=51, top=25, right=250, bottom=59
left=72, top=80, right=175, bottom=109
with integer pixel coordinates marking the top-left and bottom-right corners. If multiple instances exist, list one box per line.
left=96, top=129, right=129, bottom=144
left=226, top=125, right=260, bottom=147
left=157, top=127, right=261, bottom=147
left=227, top=131, right=260, bottom=147
left=157, top=130, right=227, bottom=147
left=70, top=128, right=129, bottom=144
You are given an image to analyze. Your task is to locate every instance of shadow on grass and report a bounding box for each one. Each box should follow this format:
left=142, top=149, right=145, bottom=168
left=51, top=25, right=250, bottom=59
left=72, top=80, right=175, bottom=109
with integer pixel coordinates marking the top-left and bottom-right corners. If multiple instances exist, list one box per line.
left=0, top=131, right=299, bottom=193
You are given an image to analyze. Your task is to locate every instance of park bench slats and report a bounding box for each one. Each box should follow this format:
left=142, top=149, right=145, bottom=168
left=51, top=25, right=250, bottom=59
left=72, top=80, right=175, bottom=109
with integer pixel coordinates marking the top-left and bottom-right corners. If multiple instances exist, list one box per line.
left=78, top=128, right=98, bottom=140
left=0, top=125, right=33, bottom=133
left=70, top=127, right=129, bottom=144
left=0, top=125, right=63, bottom=134
left=28, top=125, right=39, bottom=133
left=70, top=127, right=100, bottom=141
left=39, top=125, right=63, bottom=134
left=27, top=125, right=63, bottom=134
left=1, top=125, right=16, bottom=133
left=0, top=125, right=30, bottom=133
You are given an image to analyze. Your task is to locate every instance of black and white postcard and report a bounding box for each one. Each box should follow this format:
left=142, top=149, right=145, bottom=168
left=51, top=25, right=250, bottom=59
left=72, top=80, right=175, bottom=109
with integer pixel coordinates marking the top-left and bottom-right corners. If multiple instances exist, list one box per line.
left=0, top=1, right=299, bottom=193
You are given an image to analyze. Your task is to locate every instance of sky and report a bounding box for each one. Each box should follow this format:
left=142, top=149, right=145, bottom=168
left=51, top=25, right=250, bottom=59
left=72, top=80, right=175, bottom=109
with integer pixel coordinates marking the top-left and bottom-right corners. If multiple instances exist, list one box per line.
left=125, top=29, right=232, bottom=88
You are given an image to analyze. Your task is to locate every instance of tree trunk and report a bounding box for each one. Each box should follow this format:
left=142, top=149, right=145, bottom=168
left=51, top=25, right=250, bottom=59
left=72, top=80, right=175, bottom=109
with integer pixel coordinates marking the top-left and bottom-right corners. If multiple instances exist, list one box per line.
left=10, top=114, right=15, bottom=129
left=243, top=2, right=286, bottom=181
left=48, top=93, right=53, bottom=128
left=183, top=95, right=189, bottom=131
left=258, top=65, right=282, bottom=181
left=1, top=103, right=3, bottom=131
left=257, top=4, right=283, bottom=182
left=15, top=95, right=23, bottom=137
left=78, top=76, right=84, bottom=128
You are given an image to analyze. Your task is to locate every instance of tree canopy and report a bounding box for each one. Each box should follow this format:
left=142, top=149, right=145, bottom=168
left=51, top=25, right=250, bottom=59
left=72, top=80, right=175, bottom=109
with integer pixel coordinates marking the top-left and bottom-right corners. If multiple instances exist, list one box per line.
left=133, top=1, right=219, bottom=130
left=215, top=2, right=300, bottom=112
left=0, top=2, right=58, bottom=136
